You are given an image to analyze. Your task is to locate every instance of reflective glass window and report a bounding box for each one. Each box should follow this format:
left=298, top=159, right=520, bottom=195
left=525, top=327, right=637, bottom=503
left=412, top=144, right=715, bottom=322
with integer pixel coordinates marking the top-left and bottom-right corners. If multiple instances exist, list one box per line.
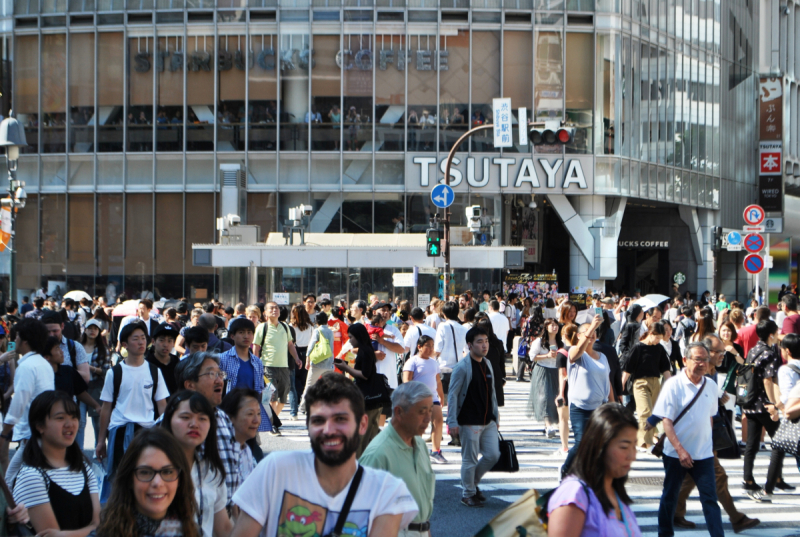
left=565, top=33, right=593, bottom=154
left=125, top=193, right=154, bottom=298
left=343, top=33, right=373, bottom=152
left=342, top=156, right=372, bottom=190
left=41, top=194, right=67, bottom=281
left=596, top=34, right=619, bottom=155
left=128, top=36, right=154, bottom=152
left=375, top=35, right=405, bottom=152
left=67, top=194, right=94, bottom=281
left=16, top=193, right=38, bottom=291
left=310, top=192, right=341, bottom=233
left=311, top=33, right=341, bottom=151
left=280, top=32, right=311, bottom=151
left=98, top=155, right=123, bottom=189
left=248, top=34, right=278, bottom=151
left=440, top=30, right=468, bottom=152
left=503, top=30, right=533, bottom=154
left=341, top=193, right=372, bottom=233
left=16, top=35, right=39, bottom=154
left=186, top=35, right=214, bottom=151
left=69, top=32, right=94, bottom=153
left=98, top=32, right=125, bottom=152
left=471, top=31, right=500, bottom=152
left=534, top=30, right=563, bottom=155
left=156, top=35, right=184, bottom=152
left=374, top=193, right=403, bottom=233
left=218, top=34, right=246, bottom=152
left=155, top=193, right=184, bottom=283
left=407, top=34, right=436, bottom=152
left=42, top=34, right=67, bottom=153
left=68, top=155, right=93, bottom=187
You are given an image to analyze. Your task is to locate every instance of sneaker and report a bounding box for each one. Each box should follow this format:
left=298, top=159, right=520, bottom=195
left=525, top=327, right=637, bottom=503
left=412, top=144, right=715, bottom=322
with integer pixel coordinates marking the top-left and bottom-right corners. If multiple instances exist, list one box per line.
left=760, top=442, right=768, bottom=451
left=546, top=428, right=557, bottom=439
left=775, top=480, right=796, bottom=492
left=732, top=515, right=760, bottom=534
left=673, top=516, right=696, bottom=529
left=430, top=450, right=447, bottom=464
left=552, top=448, right=569, bottom=458
left=270, top=426, right=282, bottom=436
left=738, top=440, right=747, bottom=449
left=475, top=487, right=486, bottom=502
left=289, top=415, right=298, bottom=421
left=460, top=496, right=485, bottom=508
left=742, top=483, right=771, bottom=503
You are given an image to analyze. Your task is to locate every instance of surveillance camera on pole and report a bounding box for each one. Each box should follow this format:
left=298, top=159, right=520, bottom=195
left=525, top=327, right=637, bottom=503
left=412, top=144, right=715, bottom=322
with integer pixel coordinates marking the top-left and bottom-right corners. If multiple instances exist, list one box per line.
left=286, top=204, right=313, bottom=245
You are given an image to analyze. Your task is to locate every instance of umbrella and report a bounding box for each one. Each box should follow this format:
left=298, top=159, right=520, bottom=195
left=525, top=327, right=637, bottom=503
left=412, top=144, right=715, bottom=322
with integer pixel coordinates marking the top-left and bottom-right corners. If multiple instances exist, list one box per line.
left=633, top=294, right=670, bottom=311
left=63, top=290, right=92, bottom=302
left=113, top=299, right=160, bottom=317
left=154, top=299, right=181, bottom=310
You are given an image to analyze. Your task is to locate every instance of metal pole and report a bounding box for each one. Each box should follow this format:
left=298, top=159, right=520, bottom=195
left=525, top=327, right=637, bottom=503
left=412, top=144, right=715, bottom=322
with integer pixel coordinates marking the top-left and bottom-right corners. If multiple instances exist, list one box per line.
left=442, top=123, right=494, bottom=302
left=7, top=163, right=15, bottom=303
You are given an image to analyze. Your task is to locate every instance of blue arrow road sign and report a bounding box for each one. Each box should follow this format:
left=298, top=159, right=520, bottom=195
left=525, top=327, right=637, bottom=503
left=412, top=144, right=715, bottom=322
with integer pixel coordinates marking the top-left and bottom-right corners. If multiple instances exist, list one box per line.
left=431, top=184, right=455, bottom=209
left=726, top=232, right=742, bottom=246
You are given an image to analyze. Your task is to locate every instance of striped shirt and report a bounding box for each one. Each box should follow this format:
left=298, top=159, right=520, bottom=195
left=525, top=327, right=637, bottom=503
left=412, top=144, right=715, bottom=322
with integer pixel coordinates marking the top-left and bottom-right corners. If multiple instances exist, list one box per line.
left=13, top=463, right=98, bottom=508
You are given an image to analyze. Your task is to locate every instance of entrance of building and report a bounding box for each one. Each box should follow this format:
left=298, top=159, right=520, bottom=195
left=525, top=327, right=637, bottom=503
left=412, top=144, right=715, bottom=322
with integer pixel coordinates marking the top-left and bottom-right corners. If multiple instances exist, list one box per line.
left=613, top=248, right=670, bottom=296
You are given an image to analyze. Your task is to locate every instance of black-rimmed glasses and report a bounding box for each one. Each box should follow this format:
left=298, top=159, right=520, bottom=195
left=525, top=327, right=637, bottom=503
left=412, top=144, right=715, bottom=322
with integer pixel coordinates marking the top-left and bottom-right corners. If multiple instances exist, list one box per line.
left=134, top=466, right=181, bottom=482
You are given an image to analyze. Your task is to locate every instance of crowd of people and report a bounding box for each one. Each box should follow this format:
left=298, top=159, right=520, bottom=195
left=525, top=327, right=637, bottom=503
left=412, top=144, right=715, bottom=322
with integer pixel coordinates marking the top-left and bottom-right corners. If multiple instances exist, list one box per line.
left=0, top=288, right=795, bottom=536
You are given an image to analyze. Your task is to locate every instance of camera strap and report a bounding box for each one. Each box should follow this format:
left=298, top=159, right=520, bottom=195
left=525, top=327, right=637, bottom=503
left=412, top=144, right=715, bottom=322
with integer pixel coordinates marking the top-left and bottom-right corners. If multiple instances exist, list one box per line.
left=326, top=465, right=364, bottom=537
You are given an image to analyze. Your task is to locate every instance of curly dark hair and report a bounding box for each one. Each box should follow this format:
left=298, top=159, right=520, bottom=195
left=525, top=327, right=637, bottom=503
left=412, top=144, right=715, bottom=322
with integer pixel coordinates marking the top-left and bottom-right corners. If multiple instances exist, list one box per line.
left=96, top=427, right=199, bottom=537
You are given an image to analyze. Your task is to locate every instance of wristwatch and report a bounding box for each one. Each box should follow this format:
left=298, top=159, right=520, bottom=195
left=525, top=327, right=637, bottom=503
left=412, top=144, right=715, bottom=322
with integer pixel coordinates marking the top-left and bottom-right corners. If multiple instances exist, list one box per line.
left=0, top=432, right=12, bottom=441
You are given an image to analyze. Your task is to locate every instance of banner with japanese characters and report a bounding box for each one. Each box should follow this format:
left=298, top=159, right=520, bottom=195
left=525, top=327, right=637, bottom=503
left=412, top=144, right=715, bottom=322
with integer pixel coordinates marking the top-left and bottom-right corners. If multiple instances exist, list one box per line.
left=492, top=98, right=512, bottom=148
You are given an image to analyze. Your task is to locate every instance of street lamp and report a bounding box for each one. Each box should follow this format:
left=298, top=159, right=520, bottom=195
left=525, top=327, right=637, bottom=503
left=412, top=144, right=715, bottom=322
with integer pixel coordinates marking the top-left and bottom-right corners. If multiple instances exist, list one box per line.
left=0, top=112, right=28, bottom=303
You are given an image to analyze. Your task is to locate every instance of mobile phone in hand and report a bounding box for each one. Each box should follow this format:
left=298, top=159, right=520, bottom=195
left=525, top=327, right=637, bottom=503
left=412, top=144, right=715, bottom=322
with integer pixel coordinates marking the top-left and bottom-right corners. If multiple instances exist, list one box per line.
left=595, top=307, right=603, bottom=315
left=549, top=345, right=558, bottom=352
left=7, top=342, right=15, bottom=353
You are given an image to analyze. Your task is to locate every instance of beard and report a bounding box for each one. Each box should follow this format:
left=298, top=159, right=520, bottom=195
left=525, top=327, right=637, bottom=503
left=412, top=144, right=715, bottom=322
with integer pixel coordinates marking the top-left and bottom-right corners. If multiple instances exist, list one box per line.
left=310, top=430, right=361, bottom=467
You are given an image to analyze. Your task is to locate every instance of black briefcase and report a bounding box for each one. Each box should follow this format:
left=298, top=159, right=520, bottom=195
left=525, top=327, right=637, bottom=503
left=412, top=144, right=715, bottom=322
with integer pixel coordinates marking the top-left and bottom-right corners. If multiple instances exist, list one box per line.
left=491, top=432, right=519, bottom=473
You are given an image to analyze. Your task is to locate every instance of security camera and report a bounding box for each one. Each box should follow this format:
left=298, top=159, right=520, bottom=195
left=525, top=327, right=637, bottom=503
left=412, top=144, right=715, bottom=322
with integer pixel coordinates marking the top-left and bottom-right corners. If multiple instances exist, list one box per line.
left=783, top=5, right=791, bottom=15
left=466, top=205, right=482, bottom=232
left=227, top=214, right=241, bottom=226
left=300, top=204, right=313, bottom=216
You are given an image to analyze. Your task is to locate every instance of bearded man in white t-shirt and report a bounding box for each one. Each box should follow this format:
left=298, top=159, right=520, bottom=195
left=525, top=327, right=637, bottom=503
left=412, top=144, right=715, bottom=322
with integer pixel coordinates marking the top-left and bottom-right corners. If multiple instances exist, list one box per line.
left=231, top=372, right=419, bottom=537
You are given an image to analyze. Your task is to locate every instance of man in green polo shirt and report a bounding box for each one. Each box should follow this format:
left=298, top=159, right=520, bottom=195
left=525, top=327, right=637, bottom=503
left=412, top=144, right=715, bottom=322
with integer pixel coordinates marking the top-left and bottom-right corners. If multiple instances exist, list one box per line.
left=360, top=381, right=435, bottom=537
left=254, top=302, right=300, bottom=431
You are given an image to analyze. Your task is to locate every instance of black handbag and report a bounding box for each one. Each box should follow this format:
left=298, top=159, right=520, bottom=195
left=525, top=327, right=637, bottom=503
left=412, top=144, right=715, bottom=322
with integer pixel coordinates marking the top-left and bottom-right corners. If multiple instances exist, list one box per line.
left=712, top=409, right=735, bottom=452
left=490, top=432, right=519, bottom=473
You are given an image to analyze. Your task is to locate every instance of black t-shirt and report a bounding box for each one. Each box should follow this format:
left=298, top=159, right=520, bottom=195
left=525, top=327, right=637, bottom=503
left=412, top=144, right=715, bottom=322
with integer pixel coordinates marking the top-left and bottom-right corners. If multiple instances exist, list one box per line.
left=457, top=358, right=495, bottom=426
left=354, top=347, right=378, bottom=408
left=146, top=349, right=181, bottom=395
left=54, top=365, right=88, bottom=398
left=623, top=342, right=671, bottom=379
left=717, top=342, right=744, bottom=374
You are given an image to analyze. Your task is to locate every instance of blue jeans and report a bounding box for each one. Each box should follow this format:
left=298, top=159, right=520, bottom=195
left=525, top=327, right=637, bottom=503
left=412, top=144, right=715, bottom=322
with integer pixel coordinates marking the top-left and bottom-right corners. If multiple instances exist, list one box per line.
left=561, top=405, right=594, bottom=478
left=659, top=455, right=723, bottom=537
left=77, top=402, right=87, bottom=451
left=288, top=369, right=298, bottom=417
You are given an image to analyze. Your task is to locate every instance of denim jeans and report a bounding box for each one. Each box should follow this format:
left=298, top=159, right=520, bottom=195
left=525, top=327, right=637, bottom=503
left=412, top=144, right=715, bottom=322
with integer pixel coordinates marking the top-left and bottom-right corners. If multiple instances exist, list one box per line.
left=561, top=405, right=594, bottom=478
left=77, top=402, right=88, bottom=451
left=659, top=455, right=724, bottom=537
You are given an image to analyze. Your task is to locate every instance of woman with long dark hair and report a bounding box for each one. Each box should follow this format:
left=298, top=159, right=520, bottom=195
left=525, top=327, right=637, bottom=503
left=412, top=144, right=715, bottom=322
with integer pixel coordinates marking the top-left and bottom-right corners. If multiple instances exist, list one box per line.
left=81, top=319, right=110, bottom=447
left=617, top=304, right=644, bottom=359
left=334, top=323, right=384, bottom=456
left=558, top=300, right=578, bottom=329
left=95, top=427, right=199, bottom=537
left=547, top=403, right=641, bottom=536
left=475, top=313, right=507, bottom=407
left=13, top=391, right=100, bottom=536
left=526, top=318, right=563, bottom=438
left=160, top=391, right=230, bottom=537
left=691, top=308, right=715, bottom=343
left=289, top=305, right=313, bottom=420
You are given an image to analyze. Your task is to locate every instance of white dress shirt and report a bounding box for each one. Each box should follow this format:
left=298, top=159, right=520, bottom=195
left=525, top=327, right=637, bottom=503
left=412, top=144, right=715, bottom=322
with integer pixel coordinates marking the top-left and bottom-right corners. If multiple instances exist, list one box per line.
left=434, top=319, right=468, bottom=370
left=5, top=352, right=55, bottom=441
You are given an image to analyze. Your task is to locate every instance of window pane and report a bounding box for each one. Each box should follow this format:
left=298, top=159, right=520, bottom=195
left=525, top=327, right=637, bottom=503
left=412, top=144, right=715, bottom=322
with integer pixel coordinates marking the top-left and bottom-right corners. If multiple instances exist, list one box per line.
left=407, top=34, right=436, bottom=152
left=41, top=194, right=67, bottom=281
left=128, top=36, right=154, bottom=152
left=185, top=193, right=217, bottom=298
left=187, top=36, right=214, bottom=151
left=98, top=156, right=123, bottom=188
left=42, top=156, right=67, bottom=189
left=343, top=33, right=372, bottom=152
left=374, top=158, right=403, bottom=190
left=596, top=34, right=618, bottom=154
left=186, top=154, right=215, bottom=187
left=156, top=154, right=182, bottom=186
left=440, top=30, right=468, bottom=152
left=98, top=32, right=125, bottom=152
left=311, top=34, right=340, bottom=151
left=503, top=30, right=533, bottom=153
left=311, top=154, right=340, bottom=188
left=565, top=32, right=593, bottom=154
left=67, top=194, right=94, bottom=280
left=68, top=156, right=93, bottom=187
left=341, top=193, right=372, bottom=233
left=534, top=30, right=563, bottom=155
left=247, top=154, right=277, bottom=187
left=280, top=32, right=310, bottom=151
left=375, top=34, right=405, bottom=152
left=471, top=31, right=500, bottom=152
left=279, top=156, right=308, bottom=188
left=155, top=194, right=183, bottom=294
left=16, top=35, right=39, bottom=154
left=127, top=155, right=153, bottom=188
left=342, top=157, right=371, bottom=190
left=310, top=192, right=341, bottom=233
left=374, top=193, right=402, bottom=233
left=69, top=32, right=94, bottom=153
left=16, top=193, right=39, bottom=292
left=248, top=34, right=278, bottom=151
left=247, top=192, right=279, bottom=239
left=125, top=193, right=153, bottom=298
left=218, top=34, right=246, bottom=152
left=42, top=34, right=67, bottom=153
left=156, top=35, right=184, bottom=152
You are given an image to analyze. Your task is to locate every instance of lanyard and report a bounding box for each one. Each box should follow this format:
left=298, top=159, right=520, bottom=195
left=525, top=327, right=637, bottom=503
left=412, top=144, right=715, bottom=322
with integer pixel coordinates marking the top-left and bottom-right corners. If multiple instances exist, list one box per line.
left=615, top=492, right=632, bottom=537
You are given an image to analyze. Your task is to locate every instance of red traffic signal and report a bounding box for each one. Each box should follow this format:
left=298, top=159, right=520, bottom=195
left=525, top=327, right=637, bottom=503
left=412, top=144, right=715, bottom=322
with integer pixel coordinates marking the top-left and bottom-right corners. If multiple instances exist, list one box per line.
left=529, top=126, right=574, bottom=145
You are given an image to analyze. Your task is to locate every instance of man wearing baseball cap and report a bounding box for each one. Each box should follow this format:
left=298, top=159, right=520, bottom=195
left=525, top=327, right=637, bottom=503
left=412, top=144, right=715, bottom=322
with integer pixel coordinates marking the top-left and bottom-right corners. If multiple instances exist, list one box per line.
left=145, top=323, right=181, bottom=395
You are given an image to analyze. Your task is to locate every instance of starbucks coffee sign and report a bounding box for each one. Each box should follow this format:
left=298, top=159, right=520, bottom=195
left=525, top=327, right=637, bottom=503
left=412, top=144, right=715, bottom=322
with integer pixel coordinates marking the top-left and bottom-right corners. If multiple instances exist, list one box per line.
left=405, top=154, right=595, bottom=194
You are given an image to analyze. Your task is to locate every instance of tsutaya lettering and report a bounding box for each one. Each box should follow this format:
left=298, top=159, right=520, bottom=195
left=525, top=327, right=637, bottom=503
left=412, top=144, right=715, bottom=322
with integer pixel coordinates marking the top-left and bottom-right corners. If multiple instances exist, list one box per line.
left=411, top=156, right=589, bottom=190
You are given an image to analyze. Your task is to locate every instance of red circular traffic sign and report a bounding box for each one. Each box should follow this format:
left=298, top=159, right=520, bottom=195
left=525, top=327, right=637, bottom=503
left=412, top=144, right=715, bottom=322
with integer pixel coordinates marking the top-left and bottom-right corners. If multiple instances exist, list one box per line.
left=743, top=204, right=765, bottom=226
left=743, top=254, right=765, bottom=274
left=744, top=233, right=765, bottom=254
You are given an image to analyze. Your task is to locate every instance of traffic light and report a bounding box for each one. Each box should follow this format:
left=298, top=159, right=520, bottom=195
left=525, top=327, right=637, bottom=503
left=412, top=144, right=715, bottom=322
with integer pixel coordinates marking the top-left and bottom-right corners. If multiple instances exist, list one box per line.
left=529, top=122, right=574, bottom=146
left=426, top=228, right=441, bottom=257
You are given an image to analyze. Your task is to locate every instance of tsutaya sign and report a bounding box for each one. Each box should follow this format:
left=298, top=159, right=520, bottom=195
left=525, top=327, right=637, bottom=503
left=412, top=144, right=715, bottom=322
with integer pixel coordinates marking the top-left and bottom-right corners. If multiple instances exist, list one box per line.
left=405, top=154, right=595, bottom=194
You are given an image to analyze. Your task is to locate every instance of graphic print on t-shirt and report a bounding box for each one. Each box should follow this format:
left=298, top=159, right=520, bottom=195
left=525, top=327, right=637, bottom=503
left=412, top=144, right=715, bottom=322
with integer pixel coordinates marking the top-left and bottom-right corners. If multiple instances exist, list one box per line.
left=277, top=491, right=369, bottom=537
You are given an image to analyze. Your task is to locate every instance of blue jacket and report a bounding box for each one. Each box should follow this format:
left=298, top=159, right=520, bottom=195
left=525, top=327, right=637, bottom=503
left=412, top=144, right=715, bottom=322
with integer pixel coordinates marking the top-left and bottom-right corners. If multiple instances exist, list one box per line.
left=446, top=354, right=499, bottom=429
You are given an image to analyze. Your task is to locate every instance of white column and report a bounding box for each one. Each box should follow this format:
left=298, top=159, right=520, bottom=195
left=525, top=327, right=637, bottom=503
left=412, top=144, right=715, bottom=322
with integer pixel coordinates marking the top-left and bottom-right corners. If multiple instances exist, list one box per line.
left=569, top=195, right=607, bottom=290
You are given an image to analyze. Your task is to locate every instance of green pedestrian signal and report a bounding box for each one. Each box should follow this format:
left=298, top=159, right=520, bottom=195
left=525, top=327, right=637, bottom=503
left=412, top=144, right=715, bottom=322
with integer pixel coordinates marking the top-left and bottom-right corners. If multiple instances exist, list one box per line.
left=426, top=228, right=441, bottom=257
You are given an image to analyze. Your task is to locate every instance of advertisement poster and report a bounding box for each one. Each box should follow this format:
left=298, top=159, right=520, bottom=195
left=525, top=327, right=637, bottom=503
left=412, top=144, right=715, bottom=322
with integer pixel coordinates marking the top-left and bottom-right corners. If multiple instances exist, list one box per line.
left=520, top=206, right=541, bottom=264
left=502, top=273, right=557, bottom=304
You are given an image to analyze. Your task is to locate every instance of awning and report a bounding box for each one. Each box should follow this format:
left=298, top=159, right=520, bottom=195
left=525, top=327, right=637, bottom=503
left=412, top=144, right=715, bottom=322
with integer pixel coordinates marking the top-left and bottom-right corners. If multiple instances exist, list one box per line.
left=193, top=233, right=523, bottom=269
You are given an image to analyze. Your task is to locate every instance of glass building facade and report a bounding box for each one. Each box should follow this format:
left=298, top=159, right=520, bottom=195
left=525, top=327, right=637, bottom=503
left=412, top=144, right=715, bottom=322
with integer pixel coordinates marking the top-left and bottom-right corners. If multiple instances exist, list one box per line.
left=0, top=0, right=759, bottom=301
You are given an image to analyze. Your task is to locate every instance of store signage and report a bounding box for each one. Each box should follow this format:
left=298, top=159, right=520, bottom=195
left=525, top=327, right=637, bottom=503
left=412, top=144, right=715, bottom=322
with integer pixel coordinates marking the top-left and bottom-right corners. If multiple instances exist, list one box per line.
left=376, top=49, right=448, bottom=71
left=503, top=273, right=558, bottom=283
left=617, top=241, right=669, bottom=248
left=759, top=77, right=783, bottom=140
left=392, top=273, right=415, bottom=287
left=406, top=154, right=594, bottom=194
left=133, top=47, right=315, bottom=73
left=673, top=272, right=686, bottom=285
left=764, top=217, right=783, bottom=234
left=759, top=141, right=782, bottom=175
left=758, top=175, right=783, bottom=212
left=492, top=98, right=513, bottom=148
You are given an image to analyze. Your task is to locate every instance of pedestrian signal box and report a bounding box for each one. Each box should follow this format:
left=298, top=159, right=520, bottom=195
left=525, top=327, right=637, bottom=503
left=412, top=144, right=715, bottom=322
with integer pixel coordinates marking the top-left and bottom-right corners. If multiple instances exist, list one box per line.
left=426, top=229, right=441, bottom=257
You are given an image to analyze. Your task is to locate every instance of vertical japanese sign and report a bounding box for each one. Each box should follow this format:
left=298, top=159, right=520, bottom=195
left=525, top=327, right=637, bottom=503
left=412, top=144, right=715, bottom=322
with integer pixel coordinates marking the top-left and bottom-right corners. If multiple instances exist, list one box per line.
left=759, top=77, right=784, bottom=219
left=759, top=77, right=783, bottom=140
left=518, top=107, right=528, bottom=146
left=492, top=98, right=512, bottom=148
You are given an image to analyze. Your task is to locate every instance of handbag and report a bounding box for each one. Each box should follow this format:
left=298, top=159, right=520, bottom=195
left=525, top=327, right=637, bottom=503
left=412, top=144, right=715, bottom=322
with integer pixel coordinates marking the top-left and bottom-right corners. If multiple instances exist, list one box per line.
left=716, top=410, right=742, bottom=460
left=517, top=339, right=529, bottom=358
left=490, top=432, right=519, bottom=473
left=772, top=417, right=800, bottom=456
left=309, top=331, right=333, bottom=364
left=721, top=365, right=738, bottom=395
left=712, top=408, right=735, bottom=452
left=476, top=488, right=547, bottom=537
left=652, top=377, right=706, bottom=458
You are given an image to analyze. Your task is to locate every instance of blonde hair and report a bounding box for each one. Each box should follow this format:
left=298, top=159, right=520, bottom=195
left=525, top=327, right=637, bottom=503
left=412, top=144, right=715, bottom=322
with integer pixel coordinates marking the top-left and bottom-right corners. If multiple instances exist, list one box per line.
left=246, top=305, right=262, bottom=320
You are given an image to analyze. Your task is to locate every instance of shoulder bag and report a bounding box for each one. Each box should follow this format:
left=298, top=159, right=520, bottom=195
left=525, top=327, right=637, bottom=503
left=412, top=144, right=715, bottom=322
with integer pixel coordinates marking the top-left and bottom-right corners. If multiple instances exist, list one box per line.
left=322, top=466, right=364, bottom=537
left=772, top=416, right=800, bottom=456
left=490, top=432, right=520, bottom=473
left=652, top=377, right=706, bottom=458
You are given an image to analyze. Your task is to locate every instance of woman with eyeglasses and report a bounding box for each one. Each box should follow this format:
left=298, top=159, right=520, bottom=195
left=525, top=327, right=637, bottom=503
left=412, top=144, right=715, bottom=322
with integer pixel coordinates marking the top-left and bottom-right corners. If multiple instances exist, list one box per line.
left=13, top=390, right=99, bottom=536
left=95, top=427, right=199, bottom=537
left=160, top=390, right=231, bottom=537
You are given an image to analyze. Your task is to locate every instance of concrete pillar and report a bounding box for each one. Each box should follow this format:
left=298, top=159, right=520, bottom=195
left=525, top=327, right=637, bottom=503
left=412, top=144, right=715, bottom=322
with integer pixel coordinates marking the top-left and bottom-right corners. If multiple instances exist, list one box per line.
left=697, top=208, right=717, bottom=296
left=569, top=195, right=607, bottom=290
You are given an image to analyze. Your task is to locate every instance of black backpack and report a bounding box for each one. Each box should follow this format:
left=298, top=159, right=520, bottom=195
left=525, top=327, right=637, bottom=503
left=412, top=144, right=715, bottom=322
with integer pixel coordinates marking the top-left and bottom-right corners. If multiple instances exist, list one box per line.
left=736, top=346, right=766, bottom=409
left=111, top=362, right=161, bottom=420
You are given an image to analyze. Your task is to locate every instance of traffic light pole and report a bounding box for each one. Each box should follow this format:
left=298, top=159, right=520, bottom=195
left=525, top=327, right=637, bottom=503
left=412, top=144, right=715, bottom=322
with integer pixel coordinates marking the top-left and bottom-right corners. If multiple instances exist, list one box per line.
left=442, top=124, right=494, bottom=301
